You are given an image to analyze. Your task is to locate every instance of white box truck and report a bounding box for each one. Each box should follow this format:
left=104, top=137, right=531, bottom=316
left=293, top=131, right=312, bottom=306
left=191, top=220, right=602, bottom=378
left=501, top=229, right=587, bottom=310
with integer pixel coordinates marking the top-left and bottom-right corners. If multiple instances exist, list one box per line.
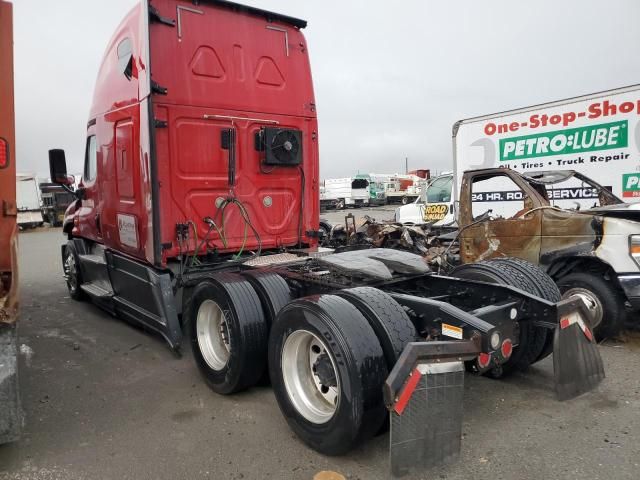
left=16, top=173, right=43, bottom=228
left=453, top=83, right=640, bottom=206
left=397, top=84, right=640, bottom=225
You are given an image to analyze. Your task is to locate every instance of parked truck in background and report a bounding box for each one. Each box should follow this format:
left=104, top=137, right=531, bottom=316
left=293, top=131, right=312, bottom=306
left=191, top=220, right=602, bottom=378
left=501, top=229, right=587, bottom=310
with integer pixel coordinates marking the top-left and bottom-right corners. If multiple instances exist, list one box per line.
left=40, top=182, right=76, bottom=226
left=384, top=174, right=424, bottom=205
left=0, top=0, right=22, bottom=444
left=320, top=177, right=351, bottom=209
left=398, top=85, right=640, bottom=225
left=321, top=176, right=369, bottom=209
left=16, top=173, right=44, bottom=229
left=397, top=166, right=640, bottom=337
left=395, top=86, right=640, bottom=336
left=453, top=84, right=640, bottom=205
left=355, top=173, right=386, bottom=205
left=46, top=1, right=604, bottom=474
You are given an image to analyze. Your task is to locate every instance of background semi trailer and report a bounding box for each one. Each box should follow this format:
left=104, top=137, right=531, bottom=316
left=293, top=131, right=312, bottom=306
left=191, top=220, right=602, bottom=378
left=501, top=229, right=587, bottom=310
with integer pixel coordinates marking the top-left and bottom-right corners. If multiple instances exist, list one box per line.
left=48, top=1, right=604, bottom=475
left=0, top=0, right=22, bottom=444
left=16, top=173, right=43, bottom=229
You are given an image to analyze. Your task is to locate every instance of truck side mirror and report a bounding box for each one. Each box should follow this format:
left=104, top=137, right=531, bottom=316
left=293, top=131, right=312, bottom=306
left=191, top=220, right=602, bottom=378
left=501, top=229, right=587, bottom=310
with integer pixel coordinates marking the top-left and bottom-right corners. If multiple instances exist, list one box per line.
left=49, top=149, right=74, bottom=186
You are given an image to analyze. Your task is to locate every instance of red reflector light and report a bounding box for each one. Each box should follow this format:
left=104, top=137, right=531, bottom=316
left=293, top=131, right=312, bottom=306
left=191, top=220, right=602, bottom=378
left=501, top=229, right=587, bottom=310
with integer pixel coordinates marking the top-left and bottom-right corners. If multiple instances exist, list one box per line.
left=0, top=137, right=8, bottom=169
left=501, top=339, right=513, bottom=359
left=478, top=352, right=491, bottom=369
left=560, top=317, right=571, bottom=329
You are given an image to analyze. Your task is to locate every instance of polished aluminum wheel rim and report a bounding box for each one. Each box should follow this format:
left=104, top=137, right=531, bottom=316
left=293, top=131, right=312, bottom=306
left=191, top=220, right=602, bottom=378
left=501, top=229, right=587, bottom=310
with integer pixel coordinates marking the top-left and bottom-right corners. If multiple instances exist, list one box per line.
left=196, top=300, right=231, bottom=371
left=281, top=330, right=340, bottom=424
left=563, top=288, right=603, bottom=328
left=64, top=252, right=78, bottom=293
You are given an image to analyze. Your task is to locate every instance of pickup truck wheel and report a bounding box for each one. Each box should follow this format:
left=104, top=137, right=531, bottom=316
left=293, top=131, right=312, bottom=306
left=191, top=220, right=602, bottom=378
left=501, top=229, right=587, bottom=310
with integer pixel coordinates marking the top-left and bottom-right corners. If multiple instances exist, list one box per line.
left=557, top=272, right=624, bottom=339
left=485, top=258, right=560, bottom=363
left=63, top=241, right=86, bottom=301
left=269, top=295, right=388, bottom=455
left=401, top=196, right=409, bottom=205
left=451, top=261, right=548, bottom=376
left=188, top=273, right=268, bottom=395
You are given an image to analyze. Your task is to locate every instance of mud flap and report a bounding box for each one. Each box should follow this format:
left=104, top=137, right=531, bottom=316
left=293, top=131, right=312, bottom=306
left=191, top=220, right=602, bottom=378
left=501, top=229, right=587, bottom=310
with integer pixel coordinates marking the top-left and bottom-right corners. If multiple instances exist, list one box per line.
left=384, top=341, right=479, bottom=477
left=390, top=362, right=465, bottom=477
left=553, top=311, right=604, bottom=401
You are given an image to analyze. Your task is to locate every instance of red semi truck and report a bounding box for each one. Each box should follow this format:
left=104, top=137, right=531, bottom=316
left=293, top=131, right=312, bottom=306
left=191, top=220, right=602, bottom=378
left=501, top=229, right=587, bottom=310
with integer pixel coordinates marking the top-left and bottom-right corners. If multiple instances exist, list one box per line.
left=0, top=0, right=22, bottom=444
left=48, top=1, right=604, bottom=474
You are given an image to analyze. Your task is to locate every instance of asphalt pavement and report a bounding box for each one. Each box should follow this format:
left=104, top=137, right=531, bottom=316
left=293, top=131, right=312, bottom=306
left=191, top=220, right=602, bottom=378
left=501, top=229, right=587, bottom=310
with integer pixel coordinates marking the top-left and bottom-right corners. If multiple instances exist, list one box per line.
left=0, top=227, right=639, bottom=480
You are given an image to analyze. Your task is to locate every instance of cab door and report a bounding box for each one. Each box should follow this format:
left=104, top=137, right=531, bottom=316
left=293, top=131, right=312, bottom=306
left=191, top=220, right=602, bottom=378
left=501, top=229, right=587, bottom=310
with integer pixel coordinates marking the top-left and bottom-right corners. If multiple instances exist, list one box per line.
left=76, top=130, right=103, bottom=243
left=459, top=172, right=542, bottom=264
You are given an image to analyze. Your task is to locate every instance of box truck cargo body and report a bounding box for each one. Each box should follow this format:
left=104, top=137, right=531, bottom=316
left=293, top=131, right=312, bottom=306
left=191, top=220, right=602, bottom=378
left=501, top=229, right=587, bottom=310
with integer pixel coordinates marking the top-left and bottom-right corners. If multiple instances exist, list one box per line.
left=397, top=85, right=640, bottom=225
left=16, top=174, right=43, bottom=228
left=453, top=84, right=640, bottom=210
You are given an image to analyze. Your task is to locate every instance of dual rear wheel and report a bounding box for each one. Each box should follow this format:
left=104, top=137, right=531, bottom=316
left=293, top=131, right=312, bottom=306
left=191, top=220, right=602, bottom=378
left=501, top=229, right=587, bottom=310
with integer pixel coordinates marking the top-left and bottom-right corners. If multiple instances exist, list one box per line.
left=187, top=277, right=418, bottom=455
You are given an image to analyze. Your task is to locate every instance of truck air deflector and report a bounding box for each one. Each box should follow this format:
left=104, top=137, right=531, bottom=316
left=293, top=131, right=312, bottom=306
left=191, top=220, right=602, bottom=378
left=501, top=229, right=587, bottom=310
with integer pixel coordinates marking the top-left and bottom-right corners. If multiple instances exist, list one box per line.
left=195, top=0, right=307, bottom=29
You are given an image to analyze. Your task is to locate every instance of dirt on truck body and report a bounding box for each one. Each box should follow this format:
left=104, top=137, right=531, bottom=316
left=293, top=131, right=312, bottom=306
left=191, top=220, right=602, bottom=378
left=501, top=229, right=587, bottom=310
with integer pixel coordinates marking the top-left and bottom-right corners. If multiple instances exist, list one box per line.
left=46, top=1, right=606, bottom=476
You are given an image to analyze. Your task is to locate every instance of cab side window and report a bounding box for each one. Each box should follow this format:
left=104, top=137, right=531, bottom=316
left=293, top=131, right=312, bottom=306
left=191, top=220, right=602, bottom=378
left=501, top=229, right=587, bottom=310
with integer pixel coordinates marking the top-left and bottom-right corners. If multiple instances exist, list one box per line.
left=471, top=175, right=526, bottom=220
left=84, top=135, right=97, bottom=182
left=426, top=176, right=453, bottom=203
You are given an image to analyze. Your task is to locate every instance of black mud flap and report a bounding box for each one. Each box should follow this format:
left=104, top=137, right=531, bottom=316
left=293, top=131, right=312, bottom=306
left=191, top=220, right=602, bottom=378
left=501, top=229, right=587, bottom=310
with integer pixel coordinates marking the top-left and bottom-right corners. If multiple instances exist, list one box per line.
left=384, top=341, right=479, bottom=477
left=553, top=310, right=604, bottom=401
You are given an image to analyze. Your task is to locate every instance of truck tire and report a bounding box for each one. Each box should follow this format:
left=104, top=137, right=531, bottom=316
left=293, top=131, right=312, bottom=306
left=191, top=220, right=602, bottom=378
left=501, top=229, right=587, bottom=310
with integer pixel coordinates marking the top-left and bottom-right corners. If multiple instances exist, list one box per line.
left=335, top=287, right=418, bottom=369
left=187, top=273, right=268, bottom=395
left=319, top=220, right=333, bottom=245
left=63, top=241, right=86, bottom=301
left=557, top=272, right=625, bottom=339
left=336, top=199, right=345, bottom=210
left=269, top=295, right=388, bottom=455
left=401, top=196, right=409, bottom=205
left=485, top=258, right=560, bottom=363
left=450, top=260, right=548, bottom=376
left=240, top=270, right=291, bottom=329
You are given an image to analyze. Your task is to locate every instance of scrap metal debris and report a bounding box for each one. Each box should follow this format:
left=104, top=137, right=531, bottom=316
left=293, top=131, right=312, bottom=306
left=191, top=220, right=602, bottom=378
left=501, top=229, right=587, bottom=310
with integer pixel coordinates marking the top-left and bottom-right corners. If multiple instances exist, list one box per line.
left=321, top=215, right=459, bottom=271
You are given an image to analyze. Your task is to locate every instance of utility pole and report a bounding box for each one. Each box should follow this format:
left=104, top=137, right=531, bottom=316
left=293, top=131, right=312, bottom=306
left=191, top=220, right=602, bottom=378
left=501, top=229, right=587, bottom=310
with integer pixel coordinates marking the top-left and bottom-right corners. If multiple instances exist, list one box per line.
left=405, top=157, right=408, bottom=174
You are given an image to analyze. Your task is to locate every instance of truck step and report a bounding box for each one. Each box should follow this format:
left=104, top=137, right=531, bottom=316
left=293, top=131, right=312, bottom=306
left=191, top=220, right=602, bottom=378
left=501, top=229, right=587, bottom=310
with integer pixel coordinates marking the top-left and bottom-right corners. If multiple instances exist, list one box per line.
left=244, top=253, right=301, bottom=267
left=80, top=282, right=113, bottom=299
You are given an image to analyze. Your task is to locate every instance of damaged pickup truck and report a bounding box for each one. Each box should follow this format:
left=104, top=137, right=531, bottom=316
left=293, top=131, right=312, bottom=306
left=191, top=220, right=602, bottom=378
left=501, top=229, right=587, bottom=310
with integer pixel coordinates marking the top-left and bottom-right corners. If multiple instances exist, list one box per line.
left=329, top=168, right=640, bottom=338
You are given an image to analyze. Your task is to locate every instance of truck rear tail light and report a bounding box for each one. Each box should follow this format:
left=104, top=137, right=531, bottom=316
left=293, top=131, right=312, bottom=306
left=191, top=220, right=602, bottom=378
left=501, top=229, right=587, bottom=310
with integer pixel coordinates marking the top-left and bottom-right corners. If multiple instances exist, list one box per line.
left=0, top=137, right=9, bottom=169
left=501, top=339, right=513, bottom=359
left=477, top=352, right=491, bottom=369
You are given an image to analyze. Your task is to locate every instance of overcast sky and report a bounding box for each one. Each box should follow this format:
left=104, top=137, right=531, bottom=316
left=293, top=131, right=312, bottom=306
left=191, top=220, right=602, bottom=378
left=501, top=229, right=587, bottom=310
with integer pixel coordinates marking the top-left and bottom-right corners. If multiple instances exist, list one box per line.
left=11, top=0, right=640, bottom=179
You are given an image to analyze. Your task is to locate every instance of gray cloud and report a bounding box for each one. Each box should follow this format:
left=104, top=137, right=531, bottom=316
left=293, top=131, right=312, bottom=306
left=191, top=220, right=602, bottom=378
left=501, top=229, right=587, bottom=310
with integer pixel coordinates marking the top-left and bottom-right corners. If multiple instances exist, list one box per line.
left=13, top=0, right=640, bottom=180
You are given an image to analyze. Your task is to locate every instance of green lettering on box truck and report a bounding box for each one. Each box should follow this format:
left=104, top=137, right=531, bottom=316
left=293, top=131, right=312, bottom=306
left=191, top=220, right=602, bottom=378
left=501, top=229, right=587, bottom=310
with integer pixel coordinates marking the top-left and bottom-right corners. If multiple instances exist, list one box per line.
left=499, top=121, right=628, bottom=161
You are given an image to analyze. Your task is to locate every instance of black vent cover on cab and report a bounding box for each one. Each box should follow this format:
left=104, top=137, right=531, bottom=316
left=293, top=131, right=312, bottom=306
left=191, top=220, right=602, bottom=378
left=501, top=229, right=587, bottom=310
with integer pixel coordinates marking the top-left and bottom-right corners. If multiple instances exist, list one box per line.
left=262, top=128, right=303, bottom=166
